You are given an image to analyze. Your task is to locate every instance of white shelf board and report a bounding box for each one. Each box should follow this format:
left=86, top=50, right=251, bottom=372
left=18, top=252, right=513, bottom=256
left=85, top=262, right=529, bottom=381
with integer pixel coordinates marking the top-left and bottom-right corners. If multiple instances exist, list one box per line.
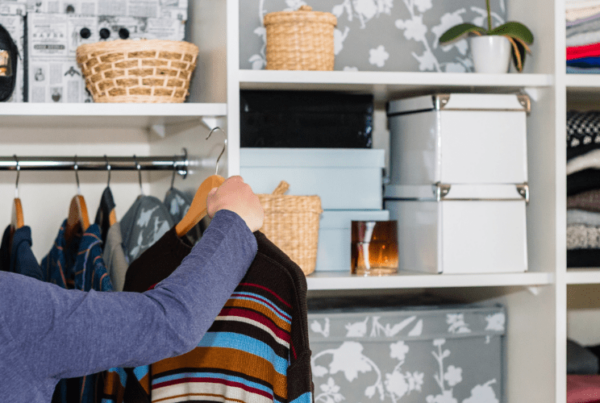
left=0, top=103, right=227, bottom=129
left=567, top=75, right=600, bottom=104
left=239, top=70, right=553, bottom=101
left=566, top=269, right=600, bottom=284
left=306, top=270, right=553, bottom=291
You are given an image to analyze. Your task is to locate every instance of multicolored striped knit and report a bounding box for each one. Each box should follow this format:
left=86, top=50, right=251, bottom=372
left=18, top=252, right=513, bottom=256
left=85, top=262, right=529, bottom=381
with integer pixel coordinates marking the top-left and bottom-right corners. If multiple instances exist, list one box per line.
left=103, top=231, right=313, bottom=403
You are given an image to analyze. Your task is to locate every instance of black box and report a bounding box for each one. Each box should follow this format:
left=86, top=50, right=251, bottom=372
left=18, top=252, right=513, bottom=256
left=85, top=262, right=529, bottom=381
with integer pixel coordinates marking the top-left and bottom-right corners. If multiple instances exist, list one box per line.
left=240, top=90, right=373, bottom=148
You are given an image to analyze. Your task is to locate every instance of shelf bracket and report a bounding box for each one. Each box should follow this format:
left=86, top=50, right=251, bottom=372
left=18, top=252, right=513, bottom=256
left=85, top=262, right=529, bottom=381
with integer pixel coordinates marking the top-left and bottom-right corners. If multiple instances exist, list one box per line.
left=527, top=286, right=542, bottom=296
left=200, top=117, right=220, bottom=131
left=150, top=124, right=166, bottom=138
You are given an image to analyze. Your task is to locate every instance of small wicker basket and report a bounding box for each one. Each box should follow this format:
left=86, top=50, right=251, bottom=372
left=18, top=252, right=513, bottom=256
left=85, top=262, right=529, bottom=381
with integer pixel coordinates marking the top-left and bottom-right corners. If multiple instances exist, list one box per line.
left=264, top=5, right=337, bottom=71
left=258, top=181, right=322, bottom=276
left=76, top=40, right=199, bottom=103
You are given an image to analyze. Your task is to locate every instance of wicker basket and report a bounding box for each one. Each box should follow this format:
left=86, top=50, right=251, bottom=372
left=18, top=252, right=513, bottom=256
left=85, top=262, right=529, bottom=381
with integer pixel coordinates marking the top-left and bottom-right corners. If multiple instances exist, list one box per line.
left=258, top=181, right=322, bottom=276
left=264, top=5, right=336, bottom=71
left=76, top=40, right=199, bottom=103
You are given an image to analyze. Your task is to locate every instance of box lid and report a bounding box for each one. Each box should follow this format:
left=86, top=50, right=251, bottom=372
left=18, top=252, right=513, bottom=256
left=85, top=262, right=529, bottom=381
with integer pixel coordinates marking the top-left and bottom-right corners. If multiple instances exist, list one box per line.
left=387, top=93, right=530, bottom=116
left=384, top=184, right=529, bottom=203
left=307, top=295, right=506, bottom=341
left=240, top=148, right=385, bottom=168
left=320, top=210, right=390, bottom=229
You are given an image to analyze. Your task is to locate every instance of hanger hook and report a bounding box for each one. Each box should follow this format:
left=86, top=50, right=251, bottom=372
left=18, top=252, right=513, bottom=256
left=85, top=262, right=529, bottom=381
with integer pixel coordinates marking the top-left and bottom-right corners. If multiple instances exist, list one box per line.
left=206, top=127, right=227, bottom=176
left=134, top=155, right=144, bottom=196
left=74, top=155, right=81, bottom=195
left=170, top=153, right=177, bottom=190
left=13, top=154, right=20, bottom=199
left=105, top=155, right=111, bottom=188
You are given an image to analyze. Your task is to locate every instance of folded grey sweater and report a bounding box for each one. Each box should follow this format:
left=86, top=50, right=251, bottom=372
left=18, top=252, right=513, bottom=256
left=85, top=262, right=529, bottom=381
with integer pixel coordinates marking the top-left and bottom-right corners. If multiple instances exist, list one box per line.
left=0, top=210, right=257, bottom=403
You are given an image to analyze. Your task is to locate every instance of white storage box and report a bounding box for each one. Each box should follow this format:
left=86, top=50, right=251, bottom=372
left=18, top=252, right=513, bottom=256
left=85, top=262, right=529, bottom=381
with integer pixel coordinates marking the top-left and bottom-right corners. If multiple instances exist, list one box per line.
left=240, top=149, right=385, bottom=210
left=385, top=184, right=528, bottom=274
left=316, top=210, right=390, bottom=273
left=387, top=93, right=529, bottom=185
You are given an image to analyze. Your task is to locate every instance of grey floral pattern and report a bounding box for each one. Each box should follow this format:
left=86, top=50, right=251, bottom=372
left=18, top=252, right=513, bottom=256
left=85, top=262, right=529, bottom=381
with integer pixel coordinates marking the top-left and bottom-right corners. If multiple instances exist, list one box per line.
left=239, top=0, right=507, bottom=72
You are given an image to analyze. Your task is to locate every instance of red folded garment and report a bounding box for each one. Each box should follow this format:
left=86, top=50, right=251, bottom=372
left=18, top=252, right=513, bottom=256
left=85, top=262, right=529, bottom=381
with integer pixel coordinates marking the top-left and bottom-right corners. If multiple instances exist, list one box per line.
left=568, top=375, right=600, bottom=403
left=569, top=43, right=600, bottom=60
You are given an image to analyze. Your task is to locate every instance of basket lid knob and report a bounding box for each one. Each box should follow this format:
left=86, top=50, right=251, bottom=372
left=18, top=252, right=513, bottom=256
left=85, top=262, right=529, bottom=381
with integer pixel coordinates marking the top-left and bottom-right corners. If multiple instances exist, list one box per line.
left=297, top=5, right=312, bottom=11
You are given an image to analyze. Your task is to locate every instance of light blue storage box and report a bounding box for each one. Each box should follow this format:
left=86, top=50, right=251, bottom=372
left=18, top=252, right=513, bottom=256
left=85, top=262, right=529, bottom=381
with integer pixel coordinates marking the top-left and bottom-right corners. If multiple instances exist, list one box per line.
left=317, top=210, right=390, bottom=273
left=240, top=149, right=385, bottom=210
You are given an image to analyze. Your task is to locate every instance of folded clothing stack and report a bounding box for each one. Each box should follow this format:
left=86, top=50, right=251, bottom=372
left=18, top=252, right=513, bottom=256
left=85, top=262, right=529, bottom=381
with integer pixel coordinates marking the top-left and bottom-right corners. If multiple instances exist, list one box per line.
left=568, top=339, right=600, bottom=403
left=567, top=0, right=600, bottom=73
left=567, top=111, right=600, bottom=267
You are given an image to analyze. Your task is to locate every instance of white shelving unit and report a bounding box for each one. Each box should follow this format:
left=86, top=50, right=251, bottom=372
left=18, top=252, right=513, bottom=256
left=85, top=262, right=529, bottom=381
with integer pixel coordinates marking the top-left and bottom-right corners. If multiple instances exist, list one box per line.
left=1, top=0, right=596, bottom=401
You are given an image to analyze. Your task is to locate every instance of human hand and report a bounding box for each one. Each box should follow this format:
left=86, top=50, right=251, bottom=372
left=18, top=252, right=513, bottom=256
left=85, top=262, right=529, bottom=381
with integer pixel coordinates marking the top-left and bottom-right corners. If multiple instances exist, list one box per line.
left=206, top=176, right=264, bottom=232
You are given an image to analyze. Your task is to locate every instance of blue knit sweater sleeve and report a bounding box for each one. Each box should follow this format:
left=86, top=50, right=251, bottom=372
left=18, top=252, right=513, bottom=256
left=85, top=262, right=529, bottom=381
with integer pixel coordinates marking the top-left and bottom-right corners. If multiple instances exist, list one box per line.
left=0, top=210, right=257, bottom=380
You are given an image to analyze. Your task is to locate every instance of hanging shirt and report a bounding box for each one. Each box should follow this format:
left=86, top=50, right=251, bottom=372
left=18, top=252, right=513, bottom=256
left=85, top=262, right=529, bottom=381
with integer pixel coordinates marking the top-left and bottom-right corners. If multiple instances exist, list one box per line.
left=11, top=226, right=44, bottom=281
left=0, top=211, right=257, bottom=403
left=0, top=225, right=11, bottom=272
left=164, top=187, right=206, bottom=245
left=120, top=196, right=174, bottom=264
left=41, top=221, right=113, bottom=403
left=0, top=225, right=44, bottom=281
left=103, top=223, right=129, bottom=292
left=95, top=187, right=117, bottom=245
left=105, top=230, right=313, bottom=403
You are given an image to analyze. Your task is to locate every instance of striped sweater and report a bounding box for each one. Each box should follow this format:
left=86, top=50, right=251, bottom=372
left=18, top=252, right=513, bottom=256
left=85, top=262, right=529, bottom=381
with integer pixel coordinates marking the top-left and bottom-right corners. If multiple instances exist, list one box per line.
left=103, top=231, right=313, bottom=403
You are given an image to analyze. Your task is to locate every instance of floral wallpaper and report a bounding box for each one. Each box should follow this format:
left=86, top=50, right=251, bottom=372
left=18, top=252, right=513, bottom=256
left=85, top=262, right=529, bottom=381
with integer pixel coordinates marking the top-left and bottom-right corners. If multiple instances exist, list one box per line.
left=239, top=0, right=508, bottom=72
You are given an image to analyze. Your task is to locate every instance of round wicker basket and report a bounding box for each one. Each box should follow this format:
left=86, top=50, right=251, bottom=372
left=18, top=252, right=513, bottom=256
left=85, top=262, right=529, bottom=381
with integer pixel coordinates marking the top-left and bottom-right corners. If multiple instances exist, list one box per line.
left=264, top=5, right=337, bottom=71
left=76, top=40, right=199, bottom=103
left=258, top=181, right=322, bottom=276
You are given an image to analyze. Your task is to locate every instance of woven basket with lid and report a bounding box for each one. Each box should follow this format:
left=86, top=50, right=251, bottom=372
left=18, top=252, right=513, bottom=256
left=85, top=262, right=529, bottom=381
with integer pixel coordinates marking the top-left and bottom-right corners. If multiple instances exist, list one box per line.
left=264, top=5, right=337, bottom=71
left=258, top=181, right=322, bottom=276
left=76, top=40, right=198, bottom=103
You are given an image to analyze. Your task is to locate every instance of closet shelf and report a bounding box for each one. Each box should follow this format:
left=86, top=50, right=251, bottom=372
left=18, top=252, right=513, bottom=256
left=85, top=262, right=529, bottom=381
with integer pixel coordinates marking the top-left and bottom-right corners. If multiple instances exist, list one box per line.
left=239, top=70, right=553, bottom=101
left=306, top=271, right=553, bottom=291
left=0, top=103, right=227, bottom=130
left=566, top=269, right=600, bottom=285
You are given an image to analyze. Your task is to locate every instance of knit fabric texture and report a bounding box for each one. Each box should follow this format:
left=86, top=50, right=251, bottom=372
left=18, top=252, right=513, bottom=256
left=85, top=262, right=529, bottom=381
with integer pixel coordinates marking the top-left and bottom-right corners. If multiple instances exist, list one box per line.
left=104, top=231, right=313, bottom=403
left=568, top=189, right=600, bottom=212
left=568, top=111, right=600, bottom=160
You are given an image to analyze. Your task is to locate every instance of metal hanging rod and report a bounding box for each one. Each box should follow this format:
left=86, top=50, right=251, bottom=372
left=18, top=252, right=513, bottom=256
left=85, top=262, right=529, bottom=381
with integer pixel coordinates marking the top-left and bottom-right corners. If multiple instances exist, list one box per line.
left=0, top=153, right=189, bottom=177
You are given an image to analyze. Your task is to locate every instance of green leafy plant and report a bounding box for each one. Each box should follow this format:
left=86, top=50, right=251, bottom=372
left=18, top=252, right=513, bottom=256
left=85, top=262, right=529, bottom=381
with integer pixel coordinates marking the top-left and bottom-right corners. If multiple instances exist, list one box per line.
left=439, top=0, right=534, bottom=72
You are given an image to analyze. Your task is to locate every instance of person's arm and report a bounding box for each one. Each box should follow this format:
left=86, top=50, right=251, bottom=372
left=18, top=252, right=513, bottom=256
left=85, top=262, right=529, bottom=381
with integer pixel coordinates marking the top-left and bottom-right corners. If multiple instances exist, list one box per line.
left=0, top=209, right=257, bottom=380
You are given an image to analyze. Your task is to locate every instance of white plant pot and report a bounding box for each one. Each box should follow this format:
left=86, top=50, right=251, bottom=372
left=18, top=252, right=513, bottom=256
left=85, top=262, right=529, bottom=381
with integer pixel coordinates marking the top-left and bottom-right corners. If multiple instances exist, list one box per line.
left=470, top=36, right=512, bottom=74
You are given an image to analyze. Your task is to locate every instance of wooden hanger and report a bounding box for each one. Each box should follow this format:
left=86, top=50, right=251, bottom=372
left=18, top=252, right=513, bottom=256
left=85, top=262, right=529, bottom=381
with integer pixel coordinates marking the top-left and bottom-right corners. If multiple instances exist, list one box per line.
left=175, top=175, right=224, bottom=237
left=10, top=156, right=24, bottom=232
left=64, top=157, right=90, bottom=244
left=175, top=128, right=227, bottom=237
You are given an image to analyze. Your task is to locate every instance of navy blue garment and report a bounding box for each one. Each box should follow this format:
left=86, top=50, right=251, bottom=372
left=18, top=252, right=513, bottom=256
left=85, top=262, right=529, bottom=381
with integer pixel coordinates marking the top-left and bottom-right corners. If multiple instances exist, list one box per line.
left=568, top=56, right=600, bottom=67
left=0, top=225, right=10, bottom=272
left=11, top=226, right=44, bottom=281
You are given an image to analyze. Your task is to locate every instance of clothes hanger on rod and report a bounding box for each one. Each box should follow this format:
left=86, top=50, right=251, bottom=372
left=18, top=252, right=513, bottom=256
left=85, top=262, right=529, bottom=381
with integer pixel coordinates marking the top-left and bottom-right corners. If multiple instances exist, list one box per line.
left=10, top=154, right=24, bottom=232
left=175, top=128, right=227, bottom=238
left=105, top=155, right=117, bottom=227
left=65, top=155, right=90, bottom=244
left=135, top=155, right=144, bottom=200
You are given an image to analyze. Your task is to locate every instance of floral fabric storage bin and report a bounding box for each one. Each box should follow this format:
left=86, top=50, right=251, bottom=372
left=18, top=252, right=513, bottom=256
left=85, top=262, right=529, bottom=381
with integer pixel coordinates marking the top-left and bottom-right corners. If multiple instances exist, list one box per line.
left=308, top=296, right=505, bottom=403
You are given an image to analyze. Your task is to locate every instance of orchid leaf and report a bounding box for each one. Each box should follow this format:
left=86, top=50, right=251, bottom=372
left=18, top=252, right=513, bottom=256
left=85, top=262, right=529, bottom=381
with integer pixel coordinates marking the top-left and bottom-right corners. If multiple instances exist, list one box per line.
left=490, top=22, right=534, bottom=44
left=439, top=23, right=486, bottom=44
left=506, top=36, right=527, bottom=72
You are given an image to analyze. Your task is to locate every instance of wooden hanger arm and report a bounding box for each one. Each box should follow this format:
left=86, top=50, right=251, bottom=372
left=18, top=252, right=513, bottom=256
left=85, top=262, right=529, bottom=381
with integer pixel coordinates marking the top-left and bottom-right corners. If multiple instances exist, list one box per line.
left=11, top=198, right=24, bottom=230
left=175, top=175, right=225, bottom=237
left=65, top=195, right=90, bottom=243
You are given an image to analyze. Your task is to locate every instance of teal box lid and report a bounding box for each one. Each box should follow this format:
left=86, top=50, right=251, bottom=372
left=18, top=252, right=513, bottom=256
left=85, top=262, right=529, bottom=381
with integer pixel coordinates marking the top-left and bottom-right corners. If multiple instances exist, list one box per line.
left=240, top=148, right=385, bottom=168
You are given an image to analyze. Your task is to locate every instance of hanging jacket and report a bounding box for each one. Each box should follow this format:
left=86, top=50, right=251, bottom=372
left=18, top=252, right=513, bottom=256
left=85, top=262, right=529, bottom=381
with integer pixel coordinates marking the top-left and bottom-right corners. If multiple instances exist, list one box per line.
left=120, top=196, right=174, bottom=264
left=0, top=225, right=44, bottom=281
left=95, top=186, right=117, bottom=245
left=42, top=221, right=113, bottom=403
left=104, top=229, right=313, bottom=403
